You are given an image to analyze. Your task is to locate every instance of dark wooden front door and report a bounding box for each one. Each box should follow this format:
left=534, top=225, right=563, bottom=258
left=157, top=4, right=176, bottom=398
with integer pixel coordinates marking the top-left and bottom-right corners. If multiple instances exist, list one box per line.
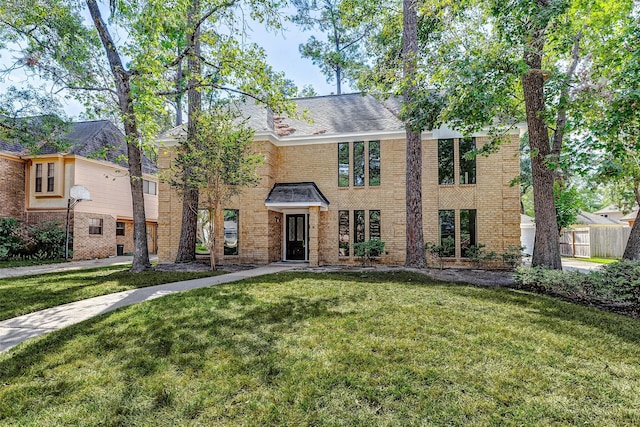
left=286, top=214, right=306, bottom=260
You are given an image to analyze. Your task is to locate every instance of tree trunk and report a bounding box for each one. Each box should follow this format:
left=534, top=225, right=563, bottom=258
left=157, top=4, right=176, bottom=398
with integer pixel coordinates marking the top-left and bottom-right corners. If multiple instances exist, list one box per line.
left=86, top=0, right=150, bottom=272
left=623, top=188, right=640, bottom=260
left=175, top=0, right=202, bottom=263
left=522, top=27, right=562, bottom=270
left=207, top=207, right=217, bottom=270
left=402, top=0, right=426, bottom=268
left=336, top=66, right=342, bottom=95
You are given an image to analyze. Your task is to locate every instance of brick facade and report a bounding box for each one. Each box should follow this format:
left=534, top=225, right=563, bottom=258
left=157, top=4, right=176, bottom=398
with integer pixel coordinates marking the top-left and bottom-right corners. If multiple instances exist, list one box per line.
left=0, top=155, right=26, bottom=220
left=158, top=133, right=520, bottom=268
left=72, top=212, right=117, bottom=260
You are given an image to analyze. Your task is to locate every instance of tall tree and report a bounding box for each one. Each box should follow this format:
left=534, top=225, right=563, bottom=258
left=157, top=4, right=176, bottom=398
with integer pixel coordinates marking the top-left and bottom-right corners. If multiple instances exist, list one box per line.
left=588, top=16, right=640, bottom=259
left=165, top=104, right=261, bottom=270
left=401, top=0, right=426, bottom=267
left=175, top=0, right=203, bottom=263
left=291, top=0, right=370, bottom=94
left=1, top=0, right=296, bottom=269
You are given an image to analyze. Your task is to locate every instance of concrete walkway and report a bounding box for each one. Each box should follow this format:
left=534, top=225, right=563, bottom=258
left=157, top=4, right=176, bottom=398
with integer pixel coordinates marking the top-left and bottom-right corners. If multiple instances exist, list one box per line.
left=0, top=255, right=142, bottom=279
left=0, top=264, right=298, bottom=353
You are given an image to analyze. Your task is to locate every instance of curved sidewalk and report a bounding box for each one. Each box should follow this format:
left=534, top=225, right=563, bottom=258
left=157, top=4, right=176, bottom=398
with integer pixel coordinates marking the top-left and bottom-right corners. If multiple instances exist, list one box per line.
left=0, top=264, right=298, bottom=353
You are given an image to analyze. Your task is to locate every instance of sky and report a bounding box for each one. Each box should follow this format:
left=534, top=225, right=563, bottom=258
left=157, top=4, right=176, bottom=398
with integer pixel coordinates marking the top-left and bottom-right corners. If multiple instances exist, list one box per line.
left=0, top=7, right=350, bottom=119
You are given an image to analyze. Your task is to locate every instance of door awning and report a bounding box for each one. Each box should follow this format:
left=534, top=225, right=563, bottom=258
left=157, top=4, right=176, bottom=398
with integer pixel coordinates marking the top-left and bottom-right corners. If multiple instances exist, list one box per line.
left=265, top=182, right=330, bottom=212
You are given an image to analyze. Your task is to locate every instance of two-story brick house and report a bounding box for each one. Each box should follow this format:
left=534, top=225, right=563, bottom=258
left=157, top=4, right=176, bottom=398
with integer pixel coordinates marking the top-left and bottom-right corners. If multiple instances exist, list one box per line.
left=157, top=93, right=521, bottom=267
left=0, top=120, right=159, bottom=260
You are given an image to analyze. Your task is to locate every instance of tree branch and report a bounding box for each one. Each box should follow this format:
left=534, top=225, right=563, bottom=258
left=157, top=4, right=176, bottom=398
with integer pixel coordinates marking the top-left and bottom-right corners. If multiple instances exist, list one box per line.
left=551, top=30, right=582, bottom=157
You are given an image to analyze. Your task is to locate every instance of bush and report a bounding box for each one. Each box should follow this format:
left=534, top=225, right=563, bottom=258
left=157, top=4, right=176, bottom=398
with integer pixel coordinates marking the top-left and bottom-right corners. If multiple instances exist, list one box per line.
left=0, top=217, right=25, bottom=260
left=514, top=260, right=640, bottom=309
left=27, top=221, right=66, bottom=260
left=352, top=239, right=386, bottom=266
left=0, top=218, right=65, bottom=261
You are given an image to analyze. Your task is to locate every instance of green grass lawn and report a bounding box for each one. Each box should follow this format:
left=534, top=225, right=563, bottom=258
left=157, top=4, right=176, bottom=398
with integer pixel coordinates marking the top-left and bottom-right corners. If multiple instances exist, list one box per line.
left=0, top=259, right=68, bottom=269
left=563, top=256, right=618, bottom=264
left=1, top=271, right=639, bottom=425
left=0, top=266, right=224, bottom=321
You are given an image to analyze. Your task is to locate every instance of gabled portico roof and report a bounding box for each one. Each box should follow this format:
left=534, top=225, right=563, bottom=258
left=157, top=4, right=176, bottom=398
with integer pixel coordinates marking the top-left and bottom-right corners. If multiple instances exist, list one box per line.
left=265, top=182, right=330, bottom=212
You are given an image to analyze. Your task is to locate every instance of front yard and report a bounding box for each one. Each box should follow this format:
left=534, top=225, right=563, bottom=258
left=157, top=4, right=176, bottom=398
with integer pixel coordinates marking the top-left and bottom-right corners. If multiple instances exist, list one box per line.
left=1, top=271, right=638, bottom=425
left=0, top=266, right=223, bottom=321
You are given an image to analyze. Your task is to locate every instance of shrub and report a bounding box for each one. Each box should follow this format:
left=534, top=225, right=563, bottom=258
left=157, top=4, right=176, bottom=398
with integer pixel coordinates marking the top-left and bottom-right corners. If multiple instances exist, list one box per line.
left=514, top=260, right=640, bottom=309
left=425, top=239, right=454, bottom=269
left=589, top=260, right=640, bottom=305
left=502, top=245, right=526, bottom=270
left=352, top=239, right=386, bottom=266
left=0, top=217, right=25, bottom=260
left=27, top=221, right=66, bottom=260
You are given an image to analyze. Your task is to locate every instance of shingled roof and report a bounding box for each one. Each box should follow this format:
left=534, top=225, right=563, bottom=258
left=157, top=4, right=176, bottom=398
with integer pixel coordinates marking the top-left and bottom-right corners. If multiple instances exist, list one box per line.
left=0, top=120, right=157, bottom=174
left=256, top=93, right=404, bottom=138
left=157, top=93, right=405, bottom=143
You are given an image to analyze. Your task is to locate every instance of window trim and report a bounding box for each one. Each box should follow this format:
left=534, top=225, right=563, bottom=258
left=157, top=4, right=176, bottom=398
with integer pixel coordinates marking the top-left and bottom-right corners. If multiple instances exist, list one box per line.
left=47, top=162, right=55, bottom=192
left=459, top=137, right=476, bottom=185
left=35, top=163, right=43, bottom=193
left=223, top=209, right=239, bottom=256
left=116, top=221, right=126, bottom=236
left=143, top=179, right=157, bottom=195
left=89, top=218, right=103, bottom=235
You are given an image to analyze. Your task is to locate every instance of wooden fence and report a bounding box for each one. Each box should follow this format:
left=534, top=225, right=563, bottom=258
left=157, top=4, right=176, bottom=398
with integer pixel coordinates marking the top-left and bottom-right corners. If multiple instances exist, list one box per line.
left=560, top=226, right=630, bottom=259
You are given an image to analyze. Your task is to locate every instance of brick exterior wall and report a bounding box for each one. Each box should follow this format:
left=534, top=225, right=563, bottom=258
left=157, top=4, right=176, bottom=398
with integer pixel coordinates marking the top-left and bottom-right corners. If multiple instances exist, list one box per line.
left=158, top=134, right=520, bottom=267
left=0, top=156, right=26, bottom=220
left=72, top=212, right=117, bottom=260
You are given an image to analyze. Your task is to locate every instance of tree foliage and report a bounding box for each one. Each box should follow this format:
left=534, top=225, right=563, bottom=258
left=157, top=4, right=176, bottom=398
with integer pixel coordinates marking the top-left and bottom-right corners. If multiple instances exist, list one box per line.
left=291, top=0, right=372, bottom=94
left=164, top=103, right=262, bottom=270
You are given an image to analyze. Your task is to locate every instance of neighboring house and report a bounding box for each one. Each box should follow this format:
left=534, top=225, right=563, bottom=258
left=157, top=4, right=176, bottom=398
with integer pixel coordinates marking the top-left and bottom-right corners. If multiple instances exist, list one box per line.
left=0, top=120, right=159, bottom=260
left=620, top=209, right=639, bottom=227
left=156, top=93, right=522, bottom=267
left=594, top=204, right=637, bottom=224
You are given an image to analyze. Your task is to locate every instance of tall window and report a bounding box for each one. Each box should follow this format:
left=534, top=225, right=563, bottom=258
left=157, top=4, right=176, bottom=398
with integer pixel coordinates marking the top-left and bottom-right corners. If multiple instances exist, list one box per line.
left=35, top=164, right=43, bottom=193
left=339, top=141, right=380, bottom=188
left=143, top=179, right=157, bottom=195
left=89, top=218, right=103, bottom=235
left=116, top=221, right=125, bottom=236
left=459, top=137, right=476, bottom=184
left=460, top=209, right=477, bottom=257
left=339, top=210, right=350, bottom=257
left=224, top=209, right=239, bottom=256
left=47, top=163, right=55, bottom=192
left=369, top=140, right=380, bottom=186
left=369, top=210, right=381, bottom=256
left=353, top=141, right=365, bottom=187
left=439, top=210, right=455, bottom=257
left=338, top=209, right=382, bottom=258
left=438, top=139, right=455, bottom=185
left=354, top=210, right=365, bottom=243
left=338, top=142, right=349, bottom=187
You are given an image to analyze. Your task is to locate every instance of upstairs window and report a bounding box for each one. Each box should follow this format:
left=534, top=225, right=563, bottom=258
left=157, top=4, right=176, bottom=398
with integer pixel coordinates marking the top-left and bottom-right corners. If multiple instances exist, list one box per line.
left=459, top=137, right=476, bottom=185
left=353, top=141, right=365, bottom=187
left=338, top=143, right=349, bottom=187
left=438, top=139, right=455, bottom=185
left=338, top=141, right=381, bottom=188
left=143, top=179, right=157, bottom=195
left=47, top=163, right=55, bottom=192
left=369, top=140, right=381, bottom=186
left=35, top=164, right=43, bottom=193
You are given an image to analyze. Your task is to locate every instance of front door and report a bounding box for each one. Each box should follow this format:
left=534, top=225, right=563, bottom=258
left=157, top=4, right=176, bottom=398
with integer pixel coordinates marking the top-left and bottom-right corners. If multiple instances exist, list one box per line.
left=286, top=214, right=306, bottom=260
